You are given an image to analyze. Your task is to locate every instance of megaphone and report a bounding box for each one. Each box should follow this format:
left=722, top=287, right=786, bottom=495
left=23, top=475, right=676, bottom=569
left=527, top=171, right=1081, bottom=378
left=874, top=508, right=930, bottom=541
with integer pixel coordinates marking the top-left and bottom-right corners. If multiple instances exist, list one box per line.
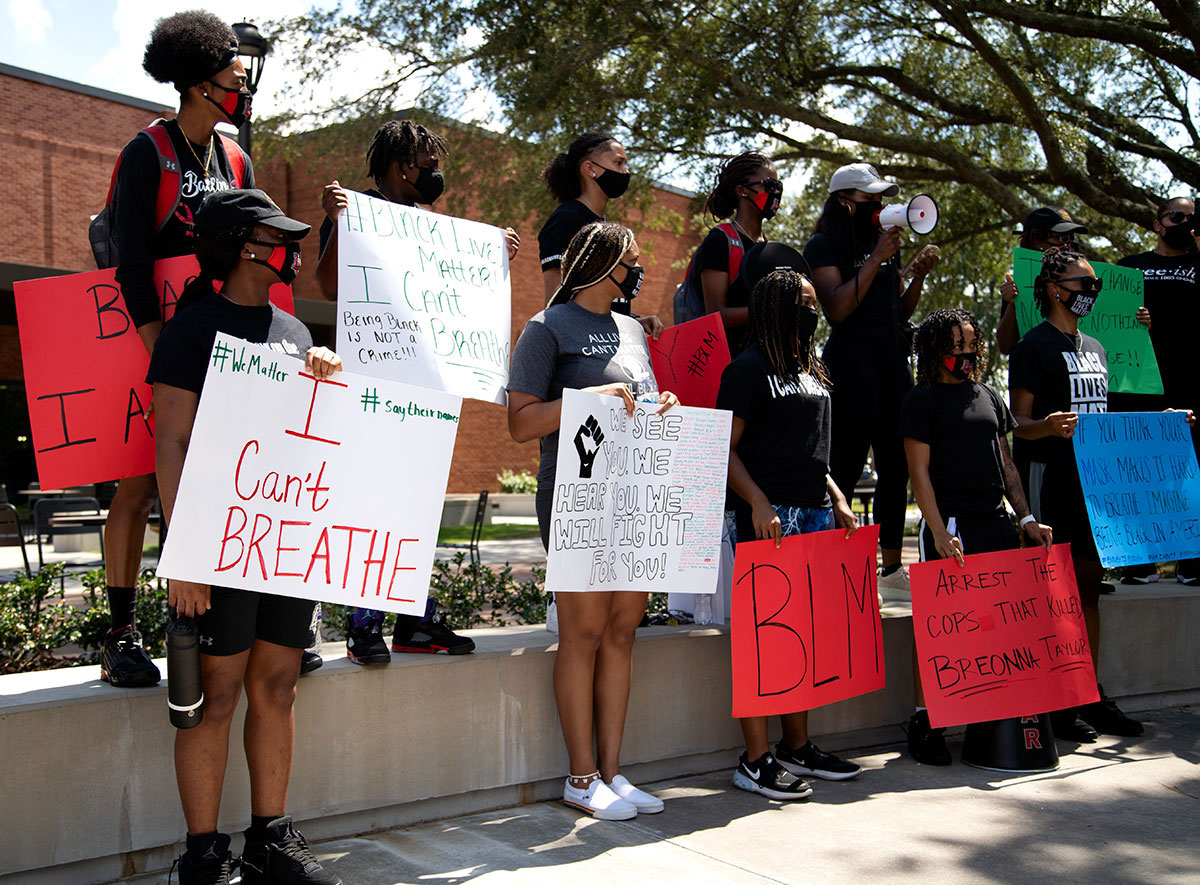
left=874, top=194, right=939, bottom=235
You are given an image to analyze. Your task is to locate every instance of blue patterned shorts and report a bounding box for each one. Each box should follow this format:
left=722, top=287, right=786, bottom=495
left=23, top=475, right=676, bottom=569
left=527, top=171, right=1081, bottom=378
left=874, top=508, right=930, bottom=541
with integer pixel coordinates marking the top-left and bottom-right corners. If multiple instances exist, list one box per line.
left=729, top=505, right=833, bottom=549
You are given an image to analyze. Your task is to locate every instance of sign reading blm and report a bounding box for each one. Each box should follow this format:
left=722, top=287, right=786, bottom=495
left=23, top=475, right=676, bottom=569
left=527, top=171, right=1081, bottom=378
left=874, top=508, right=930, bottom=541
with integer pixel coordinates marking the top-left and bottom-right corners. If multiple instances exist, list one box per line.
left=335, top=189, right=511, bottom=404
left=157, top=334, right=462, bottom=615
left=1073, top=411, right=1200, bottom=567
left=546, top=388, right=731, bottom=594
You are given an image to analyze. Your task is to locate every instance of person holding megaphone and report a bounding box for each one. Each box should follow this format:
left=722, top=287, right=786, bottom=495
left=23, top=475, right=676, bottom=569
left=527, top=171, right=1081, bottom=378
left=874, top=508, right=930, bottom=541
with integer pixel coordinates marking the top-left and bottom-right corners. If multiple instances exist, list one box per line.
left=805, top=163, right=940, bottom=595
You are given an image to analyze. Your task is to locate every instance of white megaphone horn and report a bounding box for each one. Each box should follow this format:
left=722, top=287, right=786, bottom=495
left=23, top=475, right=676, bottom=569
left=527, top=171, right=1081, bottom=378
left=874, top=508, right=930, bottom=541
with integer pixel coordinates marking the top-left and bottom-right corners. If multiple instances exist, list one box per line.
left=874, top=194, right=939, bottom=235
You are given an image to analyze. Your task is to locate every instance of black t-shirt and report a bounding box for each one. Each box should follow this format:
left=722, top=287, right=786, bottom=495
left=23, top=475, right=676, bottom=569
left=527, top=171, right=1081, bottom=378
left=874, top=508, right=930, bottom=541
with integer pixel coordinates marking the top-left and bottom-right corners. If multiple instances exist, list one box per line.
left=1009, top=321, right=1107, bottom=466
left=112, top=120, right=254, bottom=329
left=318, top=187, right=386, bottom=257
left=538, top=200, right=631, bottom=315
left=715, top=343, right=832, bottom=509
left=803, top=230, right=903, bottom=337
left=692, top=225, right=756, bottom=356
left=901, top=381, right=1015, bottom=518
left=1118, top=250, right=1200, bottom=408
left=147, top=294, right=312, bottom=395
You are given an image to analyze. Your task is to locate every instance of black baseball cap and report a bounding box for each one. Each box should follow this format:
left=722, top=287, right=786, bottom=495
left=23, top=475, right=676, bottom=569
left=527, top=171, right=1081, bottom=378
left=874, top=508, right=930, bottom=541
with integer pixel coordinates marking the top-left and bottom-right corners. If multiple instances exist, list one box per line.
left=739, top=242, right=812, bottom=291
left=1020, top=207, right=1088, bottom=236
left=195, top=189, right=311, bottom=238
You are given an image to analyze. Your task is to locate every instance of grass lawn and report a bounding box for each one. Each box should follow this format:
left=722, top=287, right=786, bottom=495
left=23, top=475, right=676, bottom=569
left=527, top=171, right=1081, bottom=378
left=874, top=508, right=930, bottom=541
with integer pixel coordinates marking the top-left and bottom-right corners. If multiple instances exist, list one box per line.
left=436, top=523, right=542, bottom=543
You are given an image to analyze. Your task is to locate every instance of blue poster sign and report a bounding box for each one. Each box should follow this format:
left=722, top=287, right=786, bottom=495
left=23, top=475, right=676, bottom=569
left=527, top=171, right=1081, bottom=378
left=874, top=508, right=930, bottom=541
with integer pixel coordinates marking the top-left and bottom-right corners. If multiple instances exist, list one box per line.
left=1074, top=412, right=1200, bottom=567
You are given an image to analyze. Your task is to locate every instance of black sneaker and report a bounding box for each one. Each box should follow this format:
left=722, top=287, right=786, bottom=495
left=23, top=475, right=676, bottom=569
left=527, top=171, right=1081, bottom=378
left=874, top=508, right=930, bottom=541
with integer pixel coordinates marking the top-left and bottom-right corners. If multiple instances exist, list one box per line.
left=392, top=613, right=475, bottom=654
left=732, top=751, right=812, bottom=800
left=344, top=618, right=390, bottom=665
left=907, top=710, right=952, bottom=766
left=1079, top=686, right=1144, bottom=736
left=1051, top=709, right=1099, bottom=743
left=240, top=816, right=341, bottom=885
left=775, top=740, right=862, bottom=780
left=170, top=833, right=234, bottom=885
left=299, top=651, right=323, bottom=675
left=100, top=626, right=161, bottom=687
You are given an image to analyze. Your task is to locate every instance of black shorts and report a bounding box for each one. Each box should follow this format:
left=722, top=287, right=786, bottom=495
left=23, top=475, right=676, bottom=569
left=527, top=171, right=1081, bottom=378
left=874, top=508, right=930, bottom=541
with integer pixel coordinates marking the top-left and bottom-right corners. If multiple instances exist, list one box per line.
left=198, top=587, right=318, bottom=656
left=1028, top=461, right=1100, bottom=563
left=919, top=513, right=1018, bottom=560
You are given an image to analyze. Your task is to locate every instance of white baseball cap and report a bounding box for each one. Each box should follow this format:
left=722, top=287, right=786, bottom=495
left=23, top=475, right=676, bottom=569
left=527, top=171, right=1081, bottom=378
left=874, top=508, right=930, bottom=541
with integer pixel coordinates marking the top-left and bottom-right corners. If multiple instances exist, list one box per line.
left=829, top=163, right=900, bottom=197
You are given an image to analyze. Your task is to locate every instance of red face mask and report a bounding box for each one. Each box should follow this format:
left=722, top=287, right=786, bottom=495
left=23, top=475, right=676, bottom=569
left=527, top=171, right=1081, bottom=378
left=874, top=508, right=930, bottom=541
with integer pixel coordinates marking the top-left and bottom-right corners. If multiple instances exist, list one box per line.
left=246, top=240, right=301, bottom=284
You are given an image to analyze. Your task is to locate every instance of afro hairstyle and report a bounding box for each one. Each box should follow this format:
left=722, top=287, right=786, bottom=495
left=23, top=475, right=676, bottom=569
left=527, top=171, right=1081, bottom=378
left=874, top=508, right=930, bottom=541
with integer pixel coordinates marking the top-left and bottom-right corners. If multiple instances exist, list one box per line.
left=143, top=10, right=238, bottom=92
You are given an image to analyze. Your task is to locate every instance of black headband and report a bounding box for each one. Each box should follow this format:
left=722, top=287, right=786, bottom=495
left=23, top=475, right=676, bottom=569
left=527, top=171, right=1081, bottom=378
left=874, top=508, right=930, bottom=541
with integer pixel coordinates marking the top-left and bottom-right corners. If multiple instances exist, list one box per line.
left=176, top=42, right=239, bottom=92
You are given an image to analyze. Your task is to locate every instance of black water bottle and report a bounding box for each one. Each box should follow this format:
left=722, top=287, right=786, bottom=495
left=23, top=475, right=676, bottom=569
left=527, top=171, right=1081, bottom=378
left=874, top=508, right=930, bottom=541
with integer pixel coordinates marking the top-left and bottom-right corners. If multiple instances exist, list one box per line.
left=166, top=615, right=204, bottom=729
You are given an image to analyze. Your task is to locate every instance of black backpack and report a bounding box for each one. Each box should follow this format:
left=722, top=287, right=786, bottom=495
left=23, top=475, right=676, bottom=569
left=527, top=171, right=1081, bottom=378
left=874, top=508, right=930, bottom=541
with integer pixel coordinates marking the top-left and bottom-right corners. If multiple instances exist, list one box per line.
left=673, top=222, right=745, bottom=325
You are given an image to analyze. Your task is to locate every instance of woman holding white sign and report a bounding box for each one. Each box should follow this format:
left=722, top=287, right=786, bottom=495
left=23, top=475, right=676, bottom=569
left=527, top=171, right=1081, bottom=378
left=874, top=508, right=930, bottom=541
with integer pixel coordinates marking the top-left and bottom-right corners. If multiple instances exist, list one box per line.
left=508, top=222, right=679, bottom=821
left=150, top=190, right=343, bottom=885
left=716, top=267, right=863, bottom=799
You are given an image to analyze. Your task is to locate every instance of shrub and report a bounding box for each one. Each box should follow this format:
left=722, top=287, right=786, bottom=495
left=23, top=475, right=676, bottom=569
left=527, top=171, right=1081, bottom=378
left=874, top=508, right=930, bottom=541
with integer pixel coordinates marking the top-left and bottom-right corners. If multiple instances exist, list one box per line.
left=0, top=565, right=80, bottom=673
left=496, top=468, right=537, bottom=494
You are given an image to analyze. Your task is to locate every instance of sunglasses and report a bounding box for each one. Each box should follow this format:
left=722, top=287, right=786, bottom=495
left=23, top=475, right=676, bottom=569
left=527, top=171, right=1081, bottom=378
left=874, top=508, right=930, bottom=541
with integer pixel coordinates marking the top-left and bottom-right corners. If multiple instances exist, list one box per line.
left=743, top=178, right=784, bottom=196
left=1158, top=210, right=1196, bottom=226
left=1054, top=276, right=1103, bottom=294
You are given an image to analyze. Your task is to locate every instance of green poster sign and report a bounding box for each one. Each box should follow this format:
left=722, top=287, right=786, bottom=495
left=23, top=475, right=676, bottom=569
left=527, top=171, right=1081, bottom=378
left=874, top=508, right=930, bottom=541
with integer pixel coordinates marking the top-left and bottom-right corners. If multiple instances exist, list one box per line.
left=1011, top=247, right=1164, bottom=395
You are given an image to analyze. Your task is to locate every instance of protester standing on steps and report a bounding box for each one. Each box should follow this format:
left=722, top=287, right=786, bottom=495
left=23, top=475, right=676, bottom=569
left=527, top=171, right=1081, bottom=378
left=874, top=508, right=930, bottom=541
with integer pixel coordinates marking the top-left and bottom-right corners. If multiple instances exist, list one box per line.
left=508, top=222, right=679, bottom=821
left=315, top=118, right=519, bottom=664
left=804, top=163, right=940, bottom=597
left=1115, top=197, right=1199, bottom=585
left=538, top=133, right=663, bottom=337
left=152, top=189, right=341, bottom=885
left=902, top=308, right=1052, bottom=765
left=718, top=268, right=863, bottom=799
left=97, top=11, right=254, bottom=688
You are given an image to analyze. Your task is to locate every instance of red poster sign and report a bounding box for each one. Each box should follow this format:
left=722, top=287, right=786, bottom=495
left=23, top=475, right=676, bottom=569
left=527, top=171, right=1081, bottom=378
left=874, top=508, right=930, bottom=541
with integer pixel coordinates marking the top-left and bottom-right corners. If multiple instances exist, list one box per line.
left=731, top=525, right=884, bottom=717
left=646, top=313, right=731, bottom=409
left=14, top=255, right=294, bottom=490
left=910, top=544, right=1100, bottom=728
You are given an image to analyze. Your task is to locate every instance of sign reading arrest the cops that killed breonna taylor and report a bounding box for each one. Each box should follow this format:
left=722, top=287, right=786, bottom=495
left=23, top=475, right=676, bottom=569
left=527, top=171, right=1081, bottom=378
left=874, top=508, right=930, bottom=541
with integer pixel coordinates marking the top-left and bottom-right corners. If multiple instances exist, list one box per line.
left=335, top=189, right=511, bottom=404
left=546, top=388, right=732, bottom=594
left=157, top=334, right=462, bottom=615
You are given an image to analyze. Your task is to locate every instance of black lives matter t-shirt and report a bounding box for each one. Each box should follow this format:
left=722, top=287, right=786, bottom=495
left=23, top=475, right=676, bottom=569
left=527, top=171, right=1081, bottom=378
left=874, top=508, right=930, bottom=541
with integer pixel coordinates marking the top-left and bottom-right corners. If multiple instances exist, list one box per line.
left=803, top=231, right=903, bottom=335
left=691, top=225, right=757, bottom=356
left=147, top=294, right=312, bottom=395
left=715, top=343, right=832, bottom=509
left=112, top=120, right=254, bottom=328
left=537, top=200, right=632, bottom=316
left=901, top=381, right=1015, bottom=518
left=1118, top=250, right=1200, bottom=408
left=1009, top=321, right=1107, bottom=466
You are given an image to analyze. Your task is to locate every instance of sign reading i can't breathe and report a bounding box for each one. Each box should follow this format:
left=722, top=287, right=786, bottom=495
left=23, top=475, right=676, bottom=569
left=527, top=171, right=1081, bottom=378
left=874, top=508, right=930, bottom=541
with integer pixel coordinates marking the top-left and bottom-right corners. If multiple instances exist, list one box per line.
left=546, top=388, right=731, bottom=594
left=910, top=544, right=1099, bottom=728
left=157, top=334, right=461, bottom=615
left=335, top=189, right=512, bottom=404
left=1073, top=411, right=1200, bottom=567
left=14, top=256, right=293, bottom=490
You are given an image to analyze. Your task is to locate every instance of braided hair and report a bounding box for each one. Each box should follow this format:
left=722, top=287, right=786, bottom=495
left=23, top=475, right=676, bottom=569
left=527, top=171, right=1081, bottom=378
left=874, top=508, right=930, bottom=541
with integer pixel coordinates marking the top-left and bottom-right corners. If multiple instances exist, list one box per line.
left=1033, top=246, right=1088, bottom=318
left=548, top=222, right=634, bottom=307
left=747, top=270, right=830, bottom=389
left=541, top=133, right=619, bottom=203
left=174, top=223, right=257, bottom=313
left=706, top=151, right=773, bottom=219
left=914, top=307, right=986, bottom=388
left=366, top=120, right=449, bottom=184
left=143, top=11, right=238, bottom=93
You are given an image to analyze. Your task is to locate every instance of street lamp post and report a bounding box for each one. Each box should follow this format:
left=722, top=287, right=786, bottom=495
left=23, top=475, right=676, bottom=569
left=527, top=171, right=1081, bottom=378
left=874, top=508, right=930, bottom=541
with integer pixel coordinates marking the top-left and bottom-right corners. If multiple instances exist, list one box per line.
left=232, top=22, right=268, bottom=156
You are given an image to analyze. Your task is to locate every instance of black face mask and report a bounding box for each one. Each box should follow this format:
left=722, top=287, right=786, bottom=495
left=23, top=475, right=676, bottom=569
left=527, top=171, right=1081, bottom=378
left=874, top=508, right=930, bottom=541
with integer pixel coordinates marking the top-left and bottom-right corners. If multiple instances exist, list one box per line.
left=205, top=82, right=252, bottom=127
left=246, top=239, right=302, bottom=285
left=853, top=200, right=882, bottom=232
left=609, top=262, right=644, bottom=300
left=942, top=352, right=977, bottom=380
left=1162, top=223, right=1195, bottom=251
left=797, top=305, right=819, bottom=343
left=594, top=166, right=631, bottom=199
left=748, top=189, right=782, bottom=221
left=1054, top=282, right=1100, bottom=318
left=411, top=166, right=446, bottom=204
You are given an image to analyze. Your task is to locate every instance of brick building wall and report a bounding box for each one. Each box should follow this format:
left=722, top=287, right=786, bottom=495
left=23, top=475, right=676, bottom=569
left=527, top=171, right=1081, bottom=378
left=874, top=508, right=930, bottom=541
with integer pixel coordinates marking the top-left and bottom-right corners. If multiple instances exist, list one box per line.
left=0, top=65, right=702, bottom=494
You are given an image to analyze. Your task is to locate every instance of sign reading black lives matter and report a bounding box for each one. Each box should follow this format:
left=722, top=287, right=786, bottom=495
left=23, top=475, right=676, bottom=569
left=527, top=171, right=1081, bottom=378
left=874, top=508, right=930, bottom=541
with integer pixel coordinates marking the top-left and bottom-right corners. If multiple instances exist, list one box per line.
left=546, top=389, right=732, bottom=593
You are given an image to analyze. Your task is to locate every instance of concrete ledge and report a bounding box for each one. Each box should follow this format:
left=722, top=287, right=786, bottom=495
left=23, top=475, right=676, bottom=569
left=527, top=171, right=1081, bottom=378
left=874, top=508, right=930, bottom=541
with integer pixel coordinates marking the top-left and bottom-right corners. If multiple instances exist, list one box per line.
left=2, top=586, right=1198, bottom=883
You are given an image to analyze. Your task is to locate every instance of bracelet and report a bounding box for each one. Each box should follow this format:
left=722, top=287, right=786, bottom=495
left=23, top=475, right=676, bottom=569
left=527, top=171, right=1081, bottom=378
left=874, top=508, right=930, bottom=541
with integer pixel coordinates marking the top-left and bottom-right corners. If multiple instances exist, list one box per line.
left=1019, top=514, right=1036, bottom=528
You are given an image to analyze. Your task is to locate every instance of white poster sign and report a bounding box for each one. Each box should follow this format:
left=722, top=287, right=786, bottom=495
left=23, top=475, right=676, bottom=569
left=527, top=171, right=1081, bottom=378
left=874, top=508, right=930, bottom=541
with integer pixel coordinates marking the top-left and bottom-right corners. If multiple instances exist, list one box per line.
left=157, top=334, right=462, bottom=615
left=547, top=388, right=732, bottom=593
left=336, top=189, right=511, bottom=404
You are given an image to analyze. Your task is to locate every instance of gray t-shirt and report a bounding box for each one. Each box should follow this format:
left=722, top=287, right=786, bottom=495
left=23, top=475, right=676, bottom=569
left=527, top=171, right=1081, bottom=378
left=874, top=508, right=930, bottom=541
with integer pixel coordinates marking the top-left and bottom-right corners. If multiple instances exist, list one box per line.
left=508, top=301, right=659, bottom=485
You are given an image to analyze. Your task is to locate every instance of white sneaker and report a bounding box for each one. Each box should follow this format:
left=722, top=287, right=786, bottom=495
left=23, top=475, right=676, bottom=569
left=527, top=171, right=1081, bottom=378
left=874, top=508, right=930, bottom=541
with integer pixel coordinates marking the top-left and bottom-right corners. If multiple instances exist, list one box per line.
left=607, top=774, right=664, bottom=813
left=563, top=777, right=637, bottom=820
left=546, top=597, right=559, bottom=634
left=877, top=566, right=911, bottom=601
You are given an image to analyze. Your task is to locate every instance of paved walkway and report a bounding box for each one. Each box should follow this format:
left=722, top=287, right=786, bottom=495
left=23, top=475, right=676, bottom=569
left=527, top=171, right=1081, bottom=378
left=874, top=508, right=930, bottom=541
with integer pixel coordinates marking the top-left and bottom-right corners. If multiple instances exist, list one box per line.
left=119, top=706, right=1200, bottom=884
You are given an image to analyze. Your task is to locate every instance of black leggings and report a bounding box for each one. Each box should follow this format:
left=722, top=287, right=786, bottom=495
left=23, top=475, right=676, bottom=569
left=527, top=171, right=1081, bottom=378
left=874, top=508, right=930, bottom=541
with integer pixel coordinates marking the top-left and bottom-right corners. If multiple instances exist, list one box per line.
left=825, top=334, right=912, bottom=550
